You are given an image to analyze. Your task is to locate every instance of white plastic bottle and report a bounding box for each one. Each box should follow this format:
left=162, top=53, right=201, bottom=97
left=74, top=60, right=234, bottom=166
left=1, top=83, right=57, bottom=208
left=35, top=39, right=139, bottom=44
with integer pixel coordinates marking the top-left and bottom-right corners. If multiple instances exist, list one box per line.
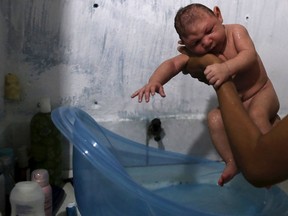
left=10, top=181, right=45, bottom=216
left=31, top=169, right=52, bottom=216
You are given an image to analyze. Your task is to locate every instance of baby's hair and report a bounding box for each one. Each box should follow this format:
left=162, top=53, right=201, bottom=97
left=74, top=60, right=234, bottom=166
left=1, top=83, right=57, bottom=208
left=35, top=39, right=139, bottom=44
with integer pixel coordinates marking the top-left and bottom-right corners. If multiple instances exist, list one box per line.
left=174, top=3, right=215, bottom=37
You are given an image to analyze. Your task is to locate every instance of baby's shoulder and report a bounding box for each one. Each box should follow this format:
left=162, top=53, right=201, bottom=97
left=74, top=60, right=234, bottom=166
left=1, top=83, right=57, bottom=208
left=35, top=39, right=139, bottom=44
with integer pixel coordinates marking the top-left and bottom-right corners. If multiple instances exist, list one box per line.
left=225, top=24, right=248, bottom=33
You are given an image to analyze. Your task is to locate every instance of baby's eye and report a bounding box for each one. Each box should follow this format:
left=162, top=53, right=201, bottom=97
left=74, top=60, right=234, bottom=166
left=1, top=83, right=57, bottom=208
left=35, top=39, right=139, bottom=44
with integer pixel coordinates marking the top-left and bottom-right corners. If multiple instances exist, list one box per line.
left=206, top=28, right=213, bottom=35
left=191, top=40, right=200, bottom=46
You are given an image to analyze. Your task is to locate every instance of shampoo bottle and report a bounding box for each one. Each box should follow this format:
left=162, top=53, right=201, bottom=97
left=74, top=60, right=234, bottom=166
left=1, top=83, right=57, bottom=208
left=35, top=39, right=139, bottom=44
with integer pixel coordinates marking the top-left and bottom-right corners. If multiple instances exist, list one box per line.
left=10, top=181, right=45, bottom=216
left=31, top=169, right=52, bottom=216
left=30, top=98, right=62, bottom=186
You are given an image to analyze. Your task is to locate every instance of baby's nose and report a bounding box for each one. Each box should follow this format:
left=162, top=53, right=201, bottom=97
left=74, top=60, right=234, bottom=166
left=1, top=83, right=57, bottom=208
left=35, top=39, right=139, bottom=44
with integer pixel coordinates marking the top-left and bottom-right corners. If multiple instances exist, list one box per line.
left=202, top=37, right=212, bottom=49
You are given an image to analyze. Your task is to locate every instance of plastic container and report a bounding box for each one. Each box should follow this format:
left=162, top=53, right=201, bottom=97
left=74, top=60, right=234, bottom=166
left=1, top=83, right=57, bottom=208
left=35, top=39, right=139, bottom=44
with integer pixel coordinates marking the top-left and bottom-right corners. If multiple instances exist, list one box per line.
left=30, top=97, right=62, bottom=186
left=10, top=181, right=45, bottom=216
left=51, top=107, right=288, bottom=216
left=31, top=169, right=52, bottom=216
left=0, top=156, right=15, bottom=196
left=0, top=173, right=5, bottom=215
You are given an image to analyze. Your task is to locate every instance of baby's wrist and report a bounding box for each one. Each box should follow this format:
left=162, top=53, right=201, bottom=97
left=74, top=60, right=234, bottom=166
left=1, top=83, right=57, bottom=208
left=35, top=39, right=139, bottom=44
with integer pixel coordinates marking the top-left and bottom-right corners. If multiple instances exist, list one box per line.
left=224, top=62, right=232, bottom=75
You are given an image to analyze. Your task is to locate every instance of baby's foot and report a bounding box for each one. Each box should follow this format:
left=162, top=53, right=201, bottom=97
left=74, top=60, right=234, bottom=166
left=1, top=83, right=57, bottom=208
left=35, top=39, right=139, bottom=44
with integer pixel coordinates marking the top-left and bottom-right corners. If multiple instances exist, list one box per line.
left=218, top=159, right=238, bottom=186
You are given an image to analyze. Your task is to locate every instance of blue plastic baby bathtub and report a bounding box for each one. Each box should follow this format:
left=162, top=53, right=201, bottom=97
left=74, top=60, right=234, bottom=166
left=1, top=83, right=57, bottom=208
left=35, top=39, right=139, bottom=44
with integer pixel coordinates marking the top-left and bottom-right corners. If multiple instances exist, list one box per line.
left=52, top=107, right=288, bottom=216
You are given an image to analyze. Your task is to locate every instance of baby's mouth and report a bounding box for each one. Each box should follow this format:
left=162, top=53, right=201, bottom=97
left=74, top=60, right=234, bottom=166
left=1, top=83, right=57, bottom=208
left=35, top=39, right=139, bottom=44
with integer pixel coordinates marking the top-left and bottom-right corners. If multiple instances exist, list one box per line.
left=209, top=43, right=215, bottom=52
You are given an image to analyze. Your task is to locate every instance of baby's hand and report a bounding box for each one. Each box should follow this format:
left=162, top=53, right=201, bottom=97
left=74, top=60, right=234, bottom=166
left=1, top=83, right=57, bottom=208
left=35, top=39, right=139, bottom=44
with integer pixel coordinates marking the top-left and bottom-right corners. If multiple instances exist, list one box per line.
left=204, top=63, right=230, bottom=88
left=131, top=82, right=166, bottom=103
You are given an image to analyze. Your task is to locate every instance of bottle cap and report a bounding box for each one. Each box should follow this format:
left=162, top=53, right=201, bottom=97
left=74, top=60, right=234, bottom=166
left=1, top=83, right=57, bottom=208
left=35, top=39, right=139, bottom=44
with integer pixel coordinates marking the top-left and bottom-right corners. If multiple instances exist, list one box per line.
left=66, top=202, right=77, bottom=216
left=31, top=169, right=49, bottom=187
left=11, top=181, right=44, bottom=201
left=39, top=98, right=51, bottom=113
left=10, top=181, right=45, bottom=211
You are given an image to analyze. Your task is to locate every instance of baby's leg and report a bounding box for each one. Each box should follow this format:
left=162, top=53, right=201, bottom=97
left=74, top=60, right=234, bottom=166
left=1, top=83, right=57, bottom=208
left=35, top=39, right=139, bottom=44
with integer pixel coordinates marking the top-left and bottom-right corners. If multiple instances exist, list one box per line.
left=245, top=80, right=279, bottom=134
left=207, top=108, right=238, bottom=186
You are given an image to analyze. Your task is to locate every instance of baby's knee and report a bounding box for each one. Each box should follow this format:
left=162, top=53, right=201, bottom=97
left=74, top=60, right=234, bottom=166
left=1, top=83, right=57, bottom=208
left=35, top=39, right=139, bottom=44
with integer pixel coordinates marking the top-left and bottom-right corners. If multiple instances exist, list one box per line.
left=248, top=107, right=268, bottom=123
left=248, top=107, right=278, bottom=134
left=207, top=109, right=223, bottom=129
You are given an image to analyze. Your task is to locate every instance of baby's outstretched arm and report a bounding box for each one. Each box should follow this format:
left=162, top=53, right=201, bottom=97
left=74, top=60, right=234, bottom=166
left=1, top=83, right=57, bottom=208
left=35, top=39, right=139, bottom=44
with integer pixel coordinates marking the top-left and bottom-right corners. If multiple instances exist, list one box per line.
left=131, top=53, right=222, bottom=102
left=131, top=54, right=189, bottom=102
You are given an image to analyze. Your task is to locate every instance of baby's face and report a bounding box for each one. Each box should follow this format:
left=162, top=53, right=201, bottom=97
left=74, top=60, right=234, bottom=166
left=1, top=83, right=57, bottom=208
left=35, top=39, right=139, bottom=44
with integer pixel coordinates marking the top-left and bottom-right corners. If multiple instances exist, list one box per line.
left=181, top=13, right=225, bottom=55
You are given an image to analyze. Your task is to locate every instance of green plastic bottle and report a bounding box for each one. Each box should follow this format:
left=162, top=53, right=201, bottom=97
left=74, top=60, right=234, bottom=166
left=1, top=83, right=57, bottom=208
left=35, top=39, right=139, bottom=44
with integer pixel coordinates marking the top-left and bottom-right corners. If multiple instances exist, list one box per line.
left=30, top=98, right=62, bottom=186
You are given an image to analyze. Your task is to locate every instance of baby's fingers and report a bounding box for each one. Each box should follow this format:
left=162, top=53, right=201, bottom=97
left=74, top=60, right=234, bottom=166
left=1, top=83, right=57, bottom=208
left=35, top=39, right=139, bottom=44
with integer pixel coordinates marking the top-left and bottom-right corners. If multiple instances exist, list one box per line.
left=144, top=89, right=151, bottom=103
left=150, top=85, right=166, bottom=98
left=131, top=90, right=139, bottom=98
left=213, top=80, right=222, bottom=89
left=158, top=86, right=166, bottom=97
left=131, top=89, right=145, bottom=103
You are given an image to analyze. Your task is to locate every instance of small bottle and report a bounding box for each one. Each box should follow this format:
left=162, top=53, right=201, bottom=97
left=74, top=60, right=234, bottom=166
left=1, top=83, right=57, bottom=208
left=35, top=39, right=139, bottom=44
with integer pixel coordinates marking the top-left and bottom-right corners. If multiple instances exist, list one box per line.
left=66, top=202, right=78, bottom=216
left=31, top=169, right=52, bottom=216
left=15, top=146, right=30, bottom=182
left=0, top=156, right=15, bottom=216
left=4, top=73, right=21, bottom=101
left=10, top=181, right=45, bottom=216
left=30, top=97, right=62, bottom=186
left=0, top=173, right=5, bottom=216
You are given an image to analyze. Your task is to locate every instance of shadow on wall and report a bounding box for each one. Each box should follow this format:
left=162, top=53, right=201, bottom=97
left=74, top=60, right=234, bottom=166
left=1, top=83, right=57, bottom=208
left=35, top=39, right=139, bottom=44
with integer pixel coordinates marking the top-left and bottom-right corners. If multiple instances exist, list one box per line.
left=0, top=0, right=65, bottom=115
left=0, top=0, right=70, bottom=178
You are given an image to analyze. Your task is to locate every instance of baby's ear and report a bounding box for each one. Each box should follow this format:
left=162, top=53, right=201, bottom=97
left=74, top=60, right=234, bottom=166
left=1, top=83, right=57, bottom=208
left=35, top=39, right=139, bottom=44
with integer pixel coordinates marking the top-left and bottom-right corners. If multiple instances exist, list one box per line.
left=213, top=6, right=223, bottom=22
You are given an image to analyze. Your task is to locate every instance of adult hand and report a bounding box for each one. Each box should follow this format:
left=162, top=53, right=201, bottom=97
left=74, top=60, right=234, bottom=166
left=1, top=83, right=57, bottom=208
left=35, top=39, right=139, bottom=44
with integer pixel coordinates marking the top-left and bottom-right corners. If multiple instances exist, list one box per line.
left=177, top=40, right=224, bottom=86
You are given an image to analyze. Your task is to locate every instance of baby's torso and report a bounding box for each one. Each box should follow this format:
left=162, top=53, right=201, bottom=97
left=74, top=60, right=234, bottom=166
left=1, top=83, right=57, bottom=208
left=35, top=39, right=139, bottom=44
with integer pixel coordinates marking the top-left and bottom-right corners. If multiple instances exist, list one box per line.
left=222, top=52, right=269, bottom=101
left=216, top=25, right=269, bottom=101
left=232, top=56, right=269, bottom=101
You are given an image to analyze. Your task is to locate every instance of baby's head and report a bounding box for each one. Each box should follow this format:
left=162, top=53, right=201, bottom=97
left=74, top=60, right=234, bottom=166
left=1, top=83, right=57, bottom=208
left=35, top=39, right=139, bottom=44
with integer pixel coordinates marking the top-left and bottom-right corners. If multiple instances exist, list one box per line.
left=174, top=3, right=215, bottom=38
left=174, top=4, right=225, bottom=55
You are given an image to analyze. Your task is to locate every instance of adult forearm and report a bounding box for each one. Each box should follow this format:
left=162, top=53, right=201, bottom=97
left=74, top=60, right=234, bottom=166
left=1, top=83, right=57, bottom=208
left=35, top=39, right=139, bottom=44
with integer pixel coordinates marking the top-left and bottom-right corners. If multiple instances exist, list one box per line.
left=216, top=81, right=261, bottom=151
left=216, top=81, right=264, bottom=183
left=216, top=81, right=288, bottom=186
